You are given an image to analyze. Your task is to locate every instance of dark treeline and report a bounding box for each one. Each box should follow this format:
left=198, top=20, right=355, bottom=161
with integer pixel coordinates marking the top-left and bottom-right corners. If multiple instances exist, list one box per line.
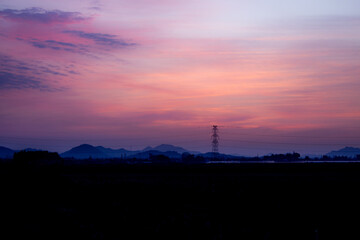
left=2, top=150, right=360, bottom=167
left=13, top=150, right=63, bottom=166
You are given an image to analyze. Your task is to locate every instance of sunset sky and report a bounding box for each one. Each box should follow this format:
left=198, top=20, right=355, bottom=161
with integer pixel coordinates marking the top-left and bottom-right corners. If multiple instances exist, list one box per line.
left=1, top=0, right=360, bottom=155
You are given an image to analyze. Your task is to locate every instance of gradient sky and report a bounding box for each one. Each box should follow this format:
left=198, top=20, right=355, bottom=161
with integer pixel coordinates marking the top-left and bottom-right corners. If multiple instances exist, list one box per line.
left=1, top=0, right=360, bottom=156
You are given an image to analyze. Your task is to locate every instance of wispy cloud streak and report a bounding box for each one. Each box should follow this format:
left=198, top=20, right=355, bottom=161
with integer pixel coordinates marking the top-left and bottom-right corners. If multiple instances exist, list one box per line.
left=0, top=71, right=50, bottom=90
left=0, top=54, right=75, bottom=91
left=16, top=38, right=89, bottom=54
left=63, top=30, right=137, bottom=48
left=0, top=7, right=89, bottom=24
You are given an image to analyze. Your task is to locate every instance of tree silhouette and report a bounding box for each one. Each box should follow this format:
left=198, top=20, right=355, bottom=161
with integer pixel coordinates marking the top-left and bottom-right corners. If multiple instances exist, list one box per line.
left=13, top=150, right=62, bottom=166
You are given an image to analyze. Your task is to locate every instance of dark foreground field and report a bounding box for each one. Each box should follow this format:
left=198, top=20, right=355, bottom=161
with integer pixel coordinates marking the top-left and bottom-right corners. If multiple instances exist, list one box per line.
left=1, top=162, right=360, bottom=240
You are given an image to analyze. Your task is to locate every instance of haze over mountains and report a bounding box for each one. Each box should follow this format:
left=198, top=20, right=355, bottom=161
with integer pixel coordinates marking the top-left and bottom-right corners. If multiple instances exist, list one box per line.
left=1, top=144, right=360, bottom=160
left=61, top=144, right=200, bottom=159
left=0, top=146, right=15, bottom=159
left=326, top=147, right=360, bottom=158
left=0, top=144, right=197, bottom=159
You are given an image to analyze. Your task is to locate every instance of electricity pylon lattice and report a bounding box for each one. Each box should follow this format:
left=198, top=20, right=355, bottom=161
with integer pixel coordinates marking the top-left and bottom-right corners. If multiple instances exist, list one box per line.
left=211, top=125, right=219, bottom=154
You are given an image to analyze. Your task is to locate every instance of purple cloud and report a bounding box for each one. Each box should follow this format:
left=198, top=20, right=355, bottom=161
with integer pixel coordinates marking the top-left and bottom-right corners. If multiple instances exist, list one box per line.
left=15, top=38, right=98, bottom=57
left=0, top=71, right=62, bottom=91
left=0, top=7, right=89, bottom=24
left=0, top=54, right=68, bottom=76
left=63, top=30, right=137, bottom=48
left=0, top=54, right=75, bottom=91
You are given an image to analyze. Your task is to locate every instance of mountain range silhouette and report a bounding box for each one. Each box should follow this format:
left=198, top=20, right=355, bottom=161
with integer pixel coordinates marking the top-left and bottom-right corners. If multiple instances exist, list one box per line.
left=1, top=144, right=360, bottom=159
left=60, top=144, right=200, bottom=159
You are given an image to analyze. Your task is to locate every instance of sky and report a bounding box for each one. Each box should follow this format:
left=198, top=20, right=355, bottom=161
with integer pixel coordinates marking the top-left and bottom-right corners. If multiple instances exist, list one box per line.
left=0, top=0, right=360, bottom=156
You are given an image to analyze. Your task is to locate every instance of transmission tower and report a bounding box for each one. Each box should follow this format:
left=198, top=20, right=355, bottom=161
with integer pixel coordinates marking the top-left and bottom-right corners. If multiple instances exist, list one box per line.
left=211, top=125, right=219, bottom=154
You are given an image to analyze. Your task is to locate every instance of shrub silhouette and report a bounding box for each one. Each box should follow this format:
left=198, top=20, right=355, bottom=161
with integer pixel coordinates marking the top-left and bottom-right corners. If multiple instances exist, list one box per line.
left=263, top=152, right=301, bottom=161
left=149, top=153, right=171, bottom=163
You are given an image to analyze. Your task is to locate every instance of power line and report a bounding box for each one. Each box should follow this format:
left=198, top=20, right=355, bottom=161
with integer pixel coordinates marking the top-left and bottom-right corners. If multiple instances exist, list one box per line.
left=221, top=139, right=358, bottom=146
left=219, top=131, right=360, bottom=139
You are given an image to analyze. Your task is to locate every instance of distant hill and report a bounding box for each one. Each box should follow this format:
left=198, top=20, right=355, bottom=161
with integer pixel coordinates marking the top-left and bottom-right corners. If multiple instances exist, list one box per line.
left=131, top=150, right=182, bottom=160
left=95, top=146, right=140, bottom=158
left=0, top=146, right=15, bottom=159
left=143, top=144, right=199, bottom=154
left=326, top=147, right=360, bottom=158
left=61, top=144, right=108, bottom=159
left=154, top=144, right=188, bottom=153
left=60, top=144, right=198, bottom=159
